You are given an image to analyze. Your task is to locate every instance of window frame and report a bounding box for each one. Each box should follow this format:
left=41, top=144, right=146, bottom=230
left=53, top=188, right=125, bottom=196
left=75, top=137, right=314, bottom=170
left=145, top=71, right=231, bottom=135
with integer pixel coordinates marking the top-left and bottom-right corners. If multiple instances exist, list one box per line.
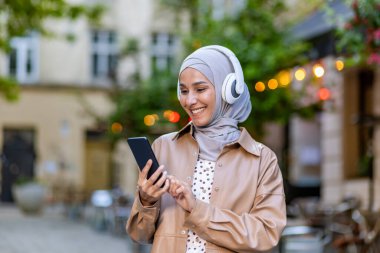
left=151, top=32, right=178, bottom=74
left=8, top=33, right=39, bottom=84
left=90, top=30, right=118, bottom=82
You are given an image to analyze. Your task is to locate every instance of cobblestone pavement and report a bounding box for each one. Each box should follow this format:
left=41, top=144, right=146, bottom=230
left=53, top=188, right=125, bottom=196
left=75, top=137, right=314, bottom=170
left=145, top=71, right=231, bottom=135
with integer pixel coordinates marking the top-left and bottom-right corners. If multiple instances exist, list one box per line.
left=0, top=204, right=147, bottom=253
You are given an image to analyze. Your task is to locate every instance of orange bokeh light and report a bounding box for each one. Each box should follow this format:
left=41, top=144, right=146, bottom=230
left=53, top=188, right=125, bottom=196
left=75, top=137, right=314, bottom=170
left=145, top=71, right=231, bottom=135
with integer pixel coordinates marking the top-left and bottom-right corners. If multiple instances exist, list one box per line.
left=318, top=87, right=331, bottom=101
left=255, top=82, right=265, bottom=92
left=277, top=70, right=291, bottom=86
left=111, top=122, right=123, bottom=133
left=168, top=111, right=180, bottom=123
left=335, top=60, right=344, bottom=71
left=163, top=110, right=172, bottom=119
left=144, top=115, right=155, bottom=126
left=268, top=79, right=278, bottom=90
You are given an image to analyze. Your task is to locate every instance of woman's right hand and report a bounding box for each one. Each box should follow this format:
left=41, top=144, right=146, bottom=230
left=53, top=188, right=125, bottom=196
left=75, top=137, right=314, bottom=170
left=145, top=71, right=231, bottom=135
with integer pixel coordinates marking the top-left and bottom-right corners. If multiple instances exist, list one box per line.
left=137, top=159, right=169, bottom=206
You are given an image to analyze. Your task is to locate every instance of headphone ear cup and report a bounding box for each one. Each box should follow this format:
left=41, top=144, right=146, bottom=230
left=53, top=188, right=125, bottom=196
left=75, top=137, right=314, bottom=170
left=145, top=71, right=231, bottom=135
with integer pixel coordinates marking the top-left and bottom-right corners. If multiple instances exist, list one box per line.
left=222, top=73, right=240, bottom=104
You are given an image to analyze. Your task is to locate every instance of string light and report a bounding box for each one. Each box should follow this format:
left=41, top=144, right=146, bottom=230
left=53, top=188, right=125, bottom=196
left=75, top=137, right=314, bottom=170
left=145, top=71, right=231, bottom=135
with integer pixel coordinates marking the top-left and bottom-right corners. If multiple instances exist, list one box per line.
left=111, top=122, right=123, bottom=133
left=335, top=60, right=344, bottom=71
left=268, top=79, right=278, bottom=90
left=255, top=82, right=265, bottom=92
left=163, top=110, right=181, bottom=123
left=318, top=87, right=331, bottom=101
left=294, top=68, right=306, bottom=81
left=237, top=58, right=343, bottom=106
left=277, top=70, right=291, bottom=87
left=168, top=111, right=180, bottom=123
left=152, top=114, right=159, bottom=120
left=312, top=64, right=325, bottom=78
left=163, top=110, right=172, bottom=119
left=144, top=115, right=155, bottom=126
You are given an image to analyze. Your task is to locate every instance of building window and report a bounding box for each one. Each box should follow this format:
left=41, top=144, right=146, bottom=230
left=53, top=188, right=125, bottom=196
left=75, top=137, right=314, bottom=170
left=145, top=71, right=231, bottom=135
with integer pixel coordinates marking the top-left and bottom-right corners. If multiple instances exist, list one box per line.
left=8, top=34, right=39, bottom=84
left=211, top=0, right=246, bottom=20
left=151, top=33, right=177, bottom=73
left=91, top=30, right=118, bottom=81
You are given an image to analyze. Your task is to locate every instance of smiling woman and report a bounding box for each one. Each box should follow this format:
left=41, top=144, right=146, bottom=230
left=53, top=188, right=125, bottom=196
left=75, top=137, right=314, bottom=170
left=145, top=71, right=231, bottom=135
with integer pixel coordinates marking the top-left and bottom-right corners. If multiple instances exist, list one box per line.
left=178, top=68, right=216, bottom=127
left=126, top=45, right=286, bottom=253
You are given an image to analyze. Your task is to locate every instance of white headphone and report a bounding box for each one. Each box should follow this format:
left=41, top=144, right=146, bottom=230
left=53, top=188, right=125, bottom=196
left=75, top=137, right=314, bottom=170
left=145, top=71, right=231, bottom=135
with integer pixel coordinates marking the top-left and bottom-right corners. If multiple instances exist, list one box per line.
left=202, top=45, right=245, bottom=104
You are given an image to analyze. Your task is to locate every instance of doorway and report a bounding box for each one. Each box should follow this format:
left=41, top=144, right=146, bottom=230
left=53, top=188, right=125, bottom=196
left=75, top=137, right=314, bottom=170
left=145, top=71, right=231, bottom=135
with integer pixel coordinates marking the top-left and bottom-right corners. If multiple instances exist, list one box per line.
left=84, top=130, right=112, bottom=198
left=1, top=129, right=36, bottom=202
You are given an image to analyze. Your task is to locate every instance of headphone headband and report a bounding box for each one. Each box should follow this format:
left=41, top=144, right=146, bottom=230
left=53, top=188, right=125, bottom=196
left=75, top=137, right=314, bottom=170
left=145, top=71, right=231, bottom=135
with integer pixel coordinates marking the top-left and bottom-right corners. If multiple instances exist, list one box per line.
left=202, top=45, right=244, bottom=94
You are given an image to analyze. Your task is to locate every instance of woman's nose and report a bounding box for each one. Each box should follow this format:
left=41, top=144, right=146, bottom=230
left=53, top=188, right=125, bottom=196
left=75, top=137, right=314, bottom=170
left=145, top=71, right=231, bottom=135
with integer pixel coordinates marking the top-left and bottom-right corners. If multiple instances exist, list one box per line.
left=186, top=92, right=197, bottom=105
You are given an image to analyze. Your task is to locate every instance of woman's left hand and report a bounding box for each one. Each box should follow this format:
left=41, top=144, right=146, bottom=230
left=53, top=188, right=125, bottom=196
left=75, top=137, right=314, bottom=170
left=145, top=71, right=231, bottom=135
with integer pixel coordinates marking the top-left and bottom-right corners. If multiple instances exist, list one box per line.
left=167, top=176, right=196, bottom=212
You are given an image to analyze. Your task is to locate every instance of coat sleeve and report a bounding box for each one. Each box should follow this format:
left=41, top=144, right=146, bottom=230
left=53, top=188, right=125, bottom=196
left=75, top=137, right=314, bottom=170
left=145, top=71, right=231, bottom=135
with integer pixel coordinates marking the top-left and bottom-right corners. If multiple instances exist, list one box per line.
left=125, top=138, right=163, bottom=244
left=184, top=150, right=286, bottom=252
left=126, top=192, right=160, bottom=243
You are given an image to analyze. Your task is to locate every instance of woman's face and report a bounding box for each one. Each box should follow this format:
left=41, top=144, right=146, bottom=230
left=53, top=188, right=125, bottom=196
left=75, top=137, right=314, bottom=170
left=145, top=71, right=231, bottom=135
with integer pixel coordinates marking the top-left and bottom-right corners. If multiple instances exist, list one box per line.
left=179, top=68, right=216, bottom=127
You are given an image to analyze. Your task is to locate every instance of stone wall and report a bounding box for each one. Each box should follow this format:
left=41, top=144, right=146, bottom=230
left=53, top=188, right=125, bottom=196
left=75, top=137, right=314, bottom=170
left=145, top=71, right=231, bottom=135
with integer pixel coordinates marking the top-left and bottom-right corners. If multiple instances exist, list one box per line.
left=321, top=57, right=345, bottom=204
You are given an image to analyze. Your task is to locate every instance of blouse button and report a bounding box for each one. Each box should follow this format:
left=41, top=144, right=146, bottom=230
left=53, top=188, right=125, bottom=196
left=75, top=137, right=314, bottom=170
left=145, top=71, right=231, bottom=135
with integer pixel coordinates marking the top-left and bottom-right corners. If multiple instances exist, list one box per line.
left=215, top=187, right=220, bottom=192
left=218, top=163, right=222, bottom=167
left=181, top=230, right=186, bottom=234
left=186, top=176, right=192, bottom=181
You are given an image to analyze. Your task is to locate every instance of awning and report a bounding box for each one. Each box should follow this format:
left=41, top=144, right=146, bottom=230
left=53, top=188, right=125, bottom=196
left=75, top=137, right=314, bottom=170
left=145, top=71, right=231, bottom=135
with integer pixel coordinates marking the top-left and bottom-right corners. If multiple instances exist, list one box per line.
left=292, top=0, right=354, bottom=40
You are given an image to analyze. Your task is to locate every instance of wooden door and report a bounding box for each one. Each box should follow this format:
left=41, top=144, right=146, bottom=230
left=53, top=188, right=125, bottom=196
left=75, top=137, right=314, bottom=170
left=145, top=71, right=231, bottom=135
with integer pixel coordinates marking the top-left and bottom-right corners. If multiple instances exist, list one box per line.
left=84, top=135, right=112, bottom=197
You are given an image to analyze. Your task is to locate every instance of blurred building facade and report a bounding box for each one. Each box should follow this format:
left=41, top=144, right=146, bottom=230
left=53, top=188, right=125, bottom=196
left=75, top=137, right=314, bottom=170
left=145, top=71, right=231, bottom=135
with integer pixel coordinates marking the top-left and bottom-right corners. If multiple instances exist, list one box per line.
left=0, top=0, right=188, bottom=202
left=1, top=0, right=379, bottom=213
left=289, top=0, right=380, bottom=211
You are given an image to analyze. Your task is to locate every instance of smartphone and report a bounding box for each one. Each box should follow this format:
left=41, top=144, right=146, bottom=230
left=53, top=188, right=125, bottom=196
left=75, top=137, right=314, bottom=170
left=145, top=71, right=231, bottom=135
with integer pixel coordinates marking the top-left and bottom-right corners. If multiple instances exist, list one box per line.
left=127, top=137, right=162, bottom=181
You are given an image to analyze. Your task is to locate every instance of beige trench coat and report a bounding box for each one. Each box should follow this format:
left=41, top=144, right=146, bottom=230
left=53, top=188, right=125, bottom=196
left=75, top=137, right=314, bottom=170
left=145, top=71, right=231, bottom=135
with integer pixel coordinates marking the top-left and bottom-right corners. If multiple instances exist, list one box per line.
left=126, top=124, right=286, bottom=253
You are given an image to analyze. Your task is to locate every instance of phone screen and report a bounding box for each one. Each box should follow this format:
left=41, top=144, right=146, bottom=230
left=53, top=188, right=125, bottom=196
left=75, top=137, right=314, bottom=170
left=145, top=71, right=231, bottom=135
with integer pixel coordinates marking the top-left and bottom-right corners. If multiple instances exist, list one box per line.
left=127, top=137, right=162, bottom=182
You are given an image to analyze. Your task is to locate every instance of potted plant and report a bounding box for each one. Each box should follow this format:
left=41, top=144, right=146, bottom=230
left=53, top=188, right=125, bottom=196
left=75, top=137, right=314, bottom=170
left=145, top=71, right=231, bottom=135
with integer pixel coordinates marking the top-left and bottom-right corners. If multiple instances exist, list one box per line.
left=12, top=176, right=47, bottom=215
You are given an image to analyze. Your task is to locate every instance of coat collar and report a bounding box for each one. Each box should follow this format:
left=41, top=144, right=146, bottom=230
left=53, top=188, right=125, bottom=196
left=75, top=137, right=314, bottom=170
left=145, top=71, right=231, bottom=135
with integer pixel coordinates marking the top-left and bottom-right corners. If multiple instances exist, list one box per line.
left=172, top=122, right=262, bottom=157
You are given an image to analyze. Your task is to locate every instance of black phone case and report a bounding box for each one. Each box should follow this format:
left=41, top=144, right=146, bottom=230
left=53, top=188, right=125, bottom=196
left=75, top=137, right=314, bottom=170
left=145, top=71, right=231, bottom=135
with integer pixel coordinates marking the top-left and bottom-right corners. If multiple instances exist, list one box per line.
left=127, top=137, right=160, bottom=180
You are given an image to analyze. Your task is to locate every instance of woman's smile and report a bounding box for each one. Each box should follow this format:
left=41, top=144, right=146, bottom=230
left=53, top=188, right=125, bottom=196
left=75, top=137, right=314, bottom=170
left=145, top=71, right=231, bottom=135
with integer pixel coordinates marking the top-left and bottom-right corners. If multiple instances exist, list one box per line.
left=190, top=106, right=206, bottom=115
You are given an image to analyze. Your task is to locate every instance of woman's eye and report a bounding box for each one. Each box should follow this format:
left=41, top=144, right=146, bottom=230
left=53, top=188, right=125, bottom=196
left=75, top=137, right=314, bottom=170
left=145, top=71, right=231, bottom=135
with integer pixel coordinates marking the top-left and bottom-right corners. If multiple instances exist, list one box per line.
left=197, top=88, right=206, bottom=92
left=180, top=90, right=188, bottom=95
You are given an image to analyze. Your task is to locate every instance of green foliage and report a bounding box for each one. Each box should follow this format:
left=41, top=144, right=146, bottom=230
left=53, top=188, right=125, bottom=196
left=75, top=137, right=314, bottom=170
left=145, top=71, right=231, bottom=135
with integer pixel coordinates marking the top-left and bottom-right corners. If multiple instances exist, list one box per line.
left=358, top=153, right=374, bottom=177
left=336, top=0, right=380, bottom=67
left=109, top=0, right=321, bottom=141
left=108, top=72, right=187, bottom=142
left=14, top=175, right=36, bottom=186
left=181, top=0, right=309, bottom=77
left=179, top=0, right=315, bottom=135
left=121, top=38, right=139, bottom=56
left=0, top=76, right=19, bottom=101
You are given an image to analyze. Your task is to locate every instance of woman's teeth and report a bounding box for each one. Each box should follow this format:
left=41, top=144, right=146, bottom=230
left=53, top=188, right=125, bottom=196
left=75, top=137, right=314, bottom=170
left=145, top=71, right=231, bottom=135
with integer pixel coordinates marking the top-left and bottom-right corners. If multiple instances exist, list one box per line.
left=192, top=107, right=205, bottom=114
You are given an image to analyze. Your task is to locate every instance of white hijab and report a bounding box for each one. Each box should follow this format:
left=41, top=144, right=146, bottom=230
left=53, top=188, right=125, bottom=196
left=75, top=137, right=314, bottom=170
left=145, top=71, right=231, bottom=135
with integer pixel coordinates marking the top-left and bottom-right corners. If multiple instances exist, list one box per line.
left=178, top=46, right=252, bottom=161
